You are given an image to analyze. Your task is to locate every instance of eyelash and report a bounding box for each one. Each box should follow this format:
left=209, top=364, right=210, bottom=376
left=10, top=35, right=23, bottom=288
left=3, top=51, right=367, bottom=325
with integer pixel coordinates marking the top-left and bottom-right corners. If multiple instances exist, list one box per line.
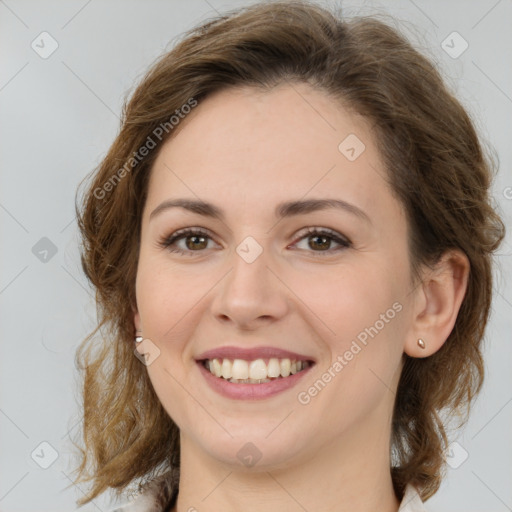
left=158, top=226, right=351, bottom=257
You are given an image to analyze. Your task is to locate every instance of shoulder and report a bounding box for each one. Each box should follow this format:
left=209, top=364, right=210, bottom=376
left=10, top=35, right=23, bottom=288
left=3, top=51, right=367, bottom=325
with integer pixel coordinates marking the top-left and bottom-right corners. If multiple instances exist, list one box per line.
left=108, top=490, right=162, bottom=512
left=399, top=484, right=428, bottom=512
left=106, top=470, right=179, bottom=512
left=107, top=469, right=179, bottom=512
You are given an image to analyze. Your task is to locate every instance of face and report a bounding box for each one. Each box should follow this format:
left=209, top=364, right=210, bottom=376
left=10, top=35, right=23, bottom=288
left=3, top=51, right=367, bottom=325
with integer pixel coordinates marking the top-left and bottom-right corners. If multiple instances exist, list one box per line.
left=134, top=83, right=415, bottom=469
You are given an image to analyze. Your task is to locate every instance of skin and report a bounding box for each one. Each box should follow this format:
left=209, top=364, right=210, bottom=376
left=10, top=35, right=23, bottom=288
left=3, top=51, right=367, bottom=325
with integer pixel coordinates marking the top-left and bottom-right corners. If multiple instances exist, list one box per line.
left=133, top=82, right=469, bottom=512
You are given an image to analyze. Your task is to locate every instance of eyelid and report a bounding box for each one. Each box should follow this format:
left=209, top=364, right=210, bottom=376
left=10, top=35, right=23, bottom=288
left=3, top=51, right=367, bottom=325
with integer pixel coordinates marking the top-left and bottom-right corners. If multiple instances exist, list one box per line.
left=158, top=225, right=351, bottom=255
left=158, top=226, right=219, bottom=248
left=291, top=226, right=352, bottom=247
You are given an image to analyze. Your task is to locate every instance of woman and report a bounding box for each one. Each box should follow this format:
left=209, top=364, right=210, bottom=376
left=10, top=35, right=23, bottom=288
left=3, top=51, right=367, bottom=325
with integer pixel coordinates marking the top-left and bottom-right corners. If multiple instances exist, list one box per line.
left=70, top=2, right=505, bottom=511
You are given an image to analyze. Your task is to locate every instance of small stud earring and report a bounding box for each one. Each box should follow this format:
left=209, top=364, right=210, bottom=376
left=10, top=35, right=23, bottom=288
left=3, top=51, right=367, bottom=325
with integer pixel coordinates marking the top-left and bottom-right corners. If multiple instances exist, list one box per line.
left=417, top=338, right=426, bottom=349
left=135, top=331, right=143, bottom=343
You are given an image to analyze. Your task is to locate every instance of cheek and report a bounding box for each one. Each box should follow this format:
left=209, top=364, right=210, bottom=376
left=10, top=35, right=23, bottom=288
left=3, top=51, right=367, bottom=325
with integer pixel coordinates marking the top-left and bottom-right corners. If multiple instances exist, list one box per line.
left=134, top=266, right=189, bottom=386
left=295, top=263, right=406, bottom=409
left=296, top=296, right=405, bottom=439
left=135, top=257, right=197, bottom=423
left=135, top=252, right=201, bottom=337
left=292, top=262, right=403, bottom=349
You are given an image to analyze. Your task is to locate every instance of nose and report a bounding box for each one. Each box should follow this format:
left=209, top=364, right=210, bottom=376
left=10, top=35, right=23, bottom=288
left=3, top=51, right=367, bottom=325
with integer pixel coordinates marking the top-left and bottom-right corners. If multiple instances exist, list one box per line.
left=210, top=242, right=289, bottom=331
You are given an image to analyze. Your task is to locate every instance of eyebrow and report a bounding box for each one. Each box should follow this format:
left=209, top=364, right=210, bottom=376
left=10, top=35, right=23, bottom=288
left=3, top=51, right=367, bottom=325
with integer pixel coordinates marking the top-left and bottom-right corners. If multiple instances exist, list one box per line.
left=149, top=198, right=371, bottom=224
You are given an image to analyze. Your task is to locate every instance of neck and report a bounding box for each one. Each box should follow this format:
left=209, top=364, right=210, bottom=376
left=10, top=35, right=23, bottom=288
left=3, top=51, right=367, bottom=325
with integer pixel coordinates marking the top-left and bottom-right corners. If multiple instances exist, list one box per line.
left=172, top=404, right=401, bottom=512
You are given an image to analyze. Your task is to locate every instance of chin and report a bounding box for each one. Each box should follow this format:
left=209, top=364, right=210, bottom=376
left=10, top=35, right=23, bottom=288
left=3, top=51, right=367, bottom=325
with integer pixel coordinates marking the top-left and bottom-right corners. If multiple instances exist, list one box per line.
left=194, top=424, right=315, bottom=472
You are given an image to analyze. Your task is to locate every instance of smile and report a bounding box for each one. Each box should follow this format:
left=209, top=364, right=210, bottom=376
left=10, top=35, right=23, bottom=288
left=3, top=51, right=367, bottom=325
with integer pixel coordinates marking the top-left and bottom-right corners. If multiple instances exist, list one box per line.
left=202, top=357, right=312, bottom=383
left=196, top=357, right=315, bottom=400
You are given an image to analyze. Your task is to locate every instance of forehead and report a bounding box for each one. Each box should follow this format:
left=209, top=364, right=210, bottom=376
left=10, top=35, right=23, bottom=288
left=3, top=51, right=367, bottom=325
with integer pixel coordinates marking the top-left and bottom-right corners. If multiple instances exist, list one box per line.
left=145, top=83, right=403, bottom=228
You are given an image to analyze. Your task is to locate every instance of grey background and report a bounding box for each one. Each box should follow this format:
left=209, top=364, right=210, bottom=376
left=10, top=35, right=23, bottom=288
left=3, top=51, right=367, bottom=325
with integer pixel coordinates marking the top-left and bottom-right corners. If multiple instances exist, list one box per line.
left=1, top=1, right=511, bottom=511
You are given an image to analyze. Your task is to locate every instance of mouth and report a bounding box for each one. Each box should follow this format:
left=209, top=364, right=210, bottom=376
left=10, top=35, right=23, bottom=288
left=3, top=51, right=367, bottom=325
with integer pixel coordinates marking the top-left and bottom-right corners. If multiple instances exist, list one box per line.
left=194, top=346, right=316, bottom=400
left=199, top=357, right=315, bottom=384
left=195, top=354, right=316, bottom=400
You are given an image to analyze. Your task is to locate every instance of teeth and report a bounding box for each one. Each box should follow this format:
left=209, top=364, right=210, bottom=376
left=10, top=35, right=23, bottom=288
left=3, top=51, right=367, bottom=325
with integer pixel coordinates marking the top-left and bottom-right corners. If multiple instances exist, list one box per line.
left=267, top=358, right=281, bottom=378
left=229, top=378, right=272, bottom=384
left=280, top=358, right=291, bottom=377
left=212, top=358, right=222, bottom=377
left=221, top=358, right=232, bottom=379
left=204, top=357, right=311, bottom=382
left=231, top=359, right=249, bottom=379
left=249, top=359, right=268, bottom=380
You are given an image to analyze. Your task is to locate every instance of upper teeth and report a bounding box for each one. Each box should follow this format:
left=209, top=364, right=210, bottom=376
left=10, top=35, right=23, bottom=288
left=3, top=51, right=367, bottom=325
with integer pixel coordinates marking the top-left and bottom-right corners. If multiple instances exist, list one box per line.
left=205, top=358, right=310, bottom=380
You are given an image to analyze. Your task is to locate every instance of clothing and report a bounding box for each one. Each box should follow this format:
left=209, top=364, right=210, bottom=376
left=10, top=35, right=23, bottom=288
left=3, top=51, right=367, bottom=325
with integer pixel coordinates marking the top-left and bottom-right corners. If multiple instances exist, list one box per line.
left=399, top=484, right=428, bottom=511
left=109, top=482, right=427, bottom=512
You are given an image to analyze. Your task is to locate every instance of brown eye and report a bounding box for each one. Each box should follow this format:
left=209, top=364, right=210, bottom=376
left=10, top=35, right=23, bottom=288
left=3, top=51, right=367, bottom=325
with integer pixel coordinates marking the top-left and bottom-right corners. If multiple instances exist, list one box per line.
left=159, top=226, right=351, bottom=257
left=292, top=227, right=351, bottom=255
left=308, top=233, right=331, bottom=251
left=159, top=228, right=216, bottom=255
left=184, top=234, right=208, bottom=250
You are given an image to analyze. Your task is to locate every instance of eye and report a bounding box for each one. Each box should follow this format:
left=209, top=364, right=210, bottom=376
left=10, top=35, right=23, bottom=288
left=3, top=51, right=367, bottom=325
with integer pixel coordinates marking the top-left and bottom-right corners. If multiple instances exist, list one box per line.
left=158, top=226, right=351, bottom=256
left=158, top=227, right=217, bottom=256
left=290, top=227, right=351, bottom=255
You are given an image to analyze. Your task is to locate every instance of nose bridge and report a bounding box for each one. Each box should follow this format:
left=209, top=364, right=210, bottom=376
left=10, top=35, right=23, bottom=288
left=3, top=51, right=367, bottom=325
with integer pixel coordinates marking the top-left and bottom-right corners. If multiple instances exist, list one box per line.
left=227, top=234, right=272, bottom=299
left=212, top=234, right=288, bottom=326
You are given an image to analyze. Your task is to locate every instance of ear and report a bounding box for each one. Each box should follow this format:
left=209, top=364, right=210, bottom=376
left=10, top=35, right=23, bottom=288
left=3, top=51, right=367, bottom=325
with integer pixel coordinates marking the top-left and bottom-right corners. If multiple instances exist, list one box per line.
left=405, top=249, right=470, bottom=358
left=132, top=304, right=142, bottom=332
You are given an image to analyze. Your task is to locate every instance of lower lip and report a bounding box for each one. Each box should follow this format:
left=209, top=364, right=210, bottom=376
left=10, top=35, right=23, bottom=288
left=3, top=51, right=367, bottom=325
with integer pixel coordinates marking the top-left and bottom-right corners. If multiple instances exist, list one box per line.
left=196, top=360, right=314, bottom=400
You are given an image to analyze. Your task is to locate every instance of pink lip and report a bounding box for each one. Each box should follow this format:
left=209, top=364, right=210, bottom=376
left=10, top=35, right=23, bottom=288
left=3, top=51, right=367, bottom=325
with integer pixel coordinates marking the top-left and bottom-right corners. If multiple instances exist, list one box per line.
left=196, top=359, right=314, bottom=400
left=195, top=345, right=315, bottom=363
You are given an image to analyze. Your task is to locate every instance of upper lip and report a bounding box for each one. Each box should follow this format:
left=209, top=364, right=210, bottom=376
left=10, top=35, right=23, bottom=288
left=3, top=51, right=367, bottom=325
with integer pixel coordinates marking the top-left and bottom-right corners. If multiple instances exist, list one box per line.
left=195, top=345, right=316, bottom=362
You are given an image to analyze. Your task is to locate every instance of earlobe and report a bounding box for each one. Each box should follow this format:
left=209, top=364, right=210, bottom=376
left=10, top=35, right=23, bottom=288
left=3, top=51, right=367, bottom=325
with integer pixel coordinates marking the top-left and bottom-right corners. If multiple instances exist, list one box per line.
left=133, top=308, right=142, bottom=333
left=132, top=309, right=145, bottom=354
left=405, top=249, right=470, bottom=358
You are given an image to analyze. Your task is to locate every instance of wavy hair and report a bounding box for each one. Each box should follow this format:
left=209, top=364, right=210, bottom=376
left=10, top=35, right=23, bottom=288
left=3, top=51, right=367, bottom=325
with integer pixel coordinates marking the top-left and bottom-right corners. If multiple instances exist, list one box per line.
left=70, top=0, right=506, bottom=507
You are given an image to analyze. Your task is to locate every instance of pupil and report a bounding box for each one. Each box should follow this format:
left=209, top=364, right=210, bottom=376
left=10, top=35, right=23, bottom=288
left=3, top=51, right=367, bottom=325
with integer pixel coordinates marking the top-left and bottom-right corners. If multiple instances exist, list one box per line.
left=187, top=235, right=206, bottom=250
left=311, top=235, right=329, bottom=250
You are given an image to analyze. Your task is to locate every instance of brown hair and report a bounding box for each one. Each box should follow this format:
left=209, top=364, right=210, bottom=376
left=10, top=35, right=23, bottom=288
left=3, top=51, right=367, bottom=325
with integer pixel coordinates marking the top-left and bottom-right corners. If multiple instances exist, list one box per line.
left=70, top=0, right=505, bottom=507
